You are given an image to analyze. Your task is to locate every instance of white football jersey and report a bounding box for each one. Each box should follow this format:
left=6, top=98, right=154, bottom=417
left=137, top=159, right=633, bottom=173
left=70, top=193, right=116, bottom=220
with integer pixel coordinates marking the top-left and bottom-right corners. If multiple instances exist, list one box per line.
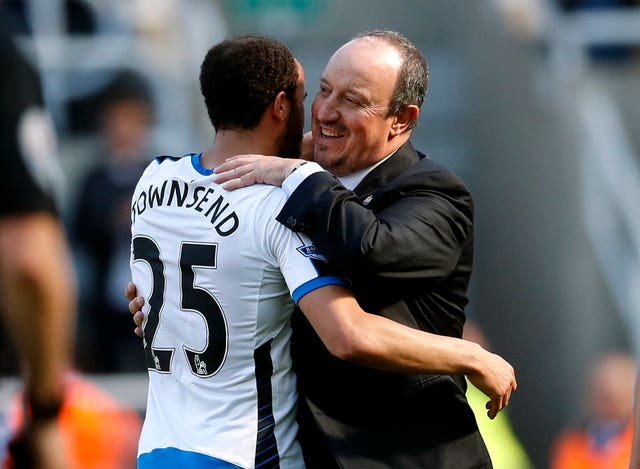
left=130, top=153, right=344, bottom=469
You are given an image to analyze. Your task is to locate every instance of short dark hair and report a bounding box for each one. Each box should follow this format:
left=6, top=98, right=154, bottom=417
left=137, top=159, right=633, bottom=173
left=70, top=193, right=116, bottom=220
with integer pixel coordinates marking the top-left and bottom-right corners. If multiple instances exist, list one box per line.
left=100, top=68, right=154, bottom=117
left=354, top=30, right=429, bottom=130
left=199, top=35, right=298, bottom=131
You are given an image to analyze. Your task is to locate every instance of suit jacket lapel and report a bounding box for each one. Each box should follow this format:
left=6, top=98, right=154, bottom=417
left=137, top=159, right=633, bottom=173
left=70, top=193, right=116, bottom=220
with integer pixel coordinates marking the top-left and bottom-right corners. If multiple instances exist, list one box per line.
left=354, top=141, right=420, bottom=202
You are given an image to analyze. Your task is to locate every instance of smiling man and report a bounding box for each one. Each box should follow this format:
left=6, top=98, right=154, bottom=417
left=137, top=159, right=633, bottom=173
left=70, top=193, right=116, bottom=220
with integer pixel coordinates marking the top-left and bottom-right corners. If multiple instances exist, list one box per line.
left=211, top=30, right=500, bottom=468
left=311, top=35, right=419, bottom=177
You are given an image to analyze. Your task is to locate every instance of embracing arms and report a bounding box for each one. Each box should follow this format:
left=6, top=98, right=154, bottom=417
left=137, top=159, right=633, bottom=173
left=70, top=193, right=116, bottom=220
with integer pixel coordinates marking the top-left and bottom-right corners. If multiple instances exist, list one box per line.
left=212, top=152, right=472, bottom=280
left=126, top=282, right=516, bottom=419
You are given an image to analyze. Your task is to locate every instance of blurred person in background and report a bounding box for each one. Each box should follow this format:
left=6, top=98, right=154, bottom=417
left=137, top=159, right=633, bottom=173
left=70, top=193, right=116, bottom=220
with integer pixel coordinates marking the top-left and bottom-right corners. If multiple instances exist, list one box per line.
left=550, top=351, right=636, bottom=469
left=71, top=70, right=153, bottom=373
left=206, top=29, right=501, bottom=468
left=462, top=320, right=533, bottom=469
left=0, top=5, right=74, bottom=468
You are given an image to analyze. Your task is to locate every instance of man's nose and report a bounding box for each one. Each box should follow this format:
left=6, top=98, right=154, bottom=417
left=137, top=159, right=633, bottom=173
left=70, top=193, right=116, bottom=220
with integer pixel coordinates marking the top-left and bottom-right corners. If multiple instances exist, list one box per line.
left=315, top=95, right=339, bottom=122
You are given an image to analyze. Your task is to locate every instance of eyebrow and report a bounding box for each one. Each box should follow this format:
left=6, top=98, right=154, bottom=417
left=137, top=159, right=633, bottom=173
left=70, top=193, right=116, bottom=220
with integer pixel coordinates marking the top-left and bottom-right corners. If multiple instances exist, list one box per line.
left=319, top=78, right=370, bottom=104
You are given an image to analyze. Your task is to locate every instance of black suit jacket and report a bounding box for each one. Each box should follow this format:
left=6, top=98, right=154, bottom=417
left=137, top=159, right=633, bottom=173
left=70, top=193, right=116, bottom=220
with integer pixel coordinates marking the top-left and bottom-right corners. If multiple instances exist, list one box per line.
left=277, top=142, right=491, bottom=468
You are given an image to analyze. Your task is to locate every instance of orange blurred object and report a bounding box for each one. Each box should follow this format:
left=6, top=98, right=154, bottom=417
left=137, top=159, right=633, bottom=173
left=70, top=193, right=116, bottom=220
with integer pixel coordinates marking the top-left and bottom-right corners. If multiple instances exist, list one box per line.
left=3, top=373, right=142, bottom=469
left=550, top=422, right=633, bottom=469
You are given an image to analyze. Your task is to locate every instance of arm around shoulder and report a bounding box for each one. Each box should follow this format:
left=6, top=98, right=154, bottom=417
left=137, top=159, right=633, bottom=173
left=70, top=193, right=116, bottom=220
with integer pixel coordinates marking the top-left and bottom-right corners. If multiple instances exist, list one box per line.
left=277, top=165, right=474, bottom=278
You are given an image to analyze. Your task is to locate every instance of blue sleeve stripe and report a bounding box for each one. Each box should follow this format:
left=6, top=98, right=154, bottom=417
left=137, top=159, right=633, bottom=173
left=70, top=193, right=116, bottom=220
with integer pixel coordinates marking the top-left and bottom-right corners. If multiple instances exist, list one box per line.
left=292, top=276, right=347, bottom=304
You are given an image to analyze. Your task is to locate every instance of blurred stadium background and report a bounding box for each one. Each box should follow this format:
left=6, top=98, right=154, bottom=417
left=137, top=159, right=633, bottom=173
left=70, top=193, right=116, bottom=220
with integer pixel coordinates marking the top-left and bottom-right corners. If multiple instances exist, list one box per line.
left=1, top=1, right=640, bottom=467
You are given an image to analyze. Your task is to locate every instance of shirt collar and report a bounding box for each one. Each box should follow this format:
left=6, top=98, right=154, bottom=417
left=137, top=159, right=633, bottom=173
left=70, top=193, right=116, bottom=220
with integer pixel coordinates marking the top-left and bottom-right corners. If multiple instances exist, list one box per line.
left=336, top=150, right=398, bottom=190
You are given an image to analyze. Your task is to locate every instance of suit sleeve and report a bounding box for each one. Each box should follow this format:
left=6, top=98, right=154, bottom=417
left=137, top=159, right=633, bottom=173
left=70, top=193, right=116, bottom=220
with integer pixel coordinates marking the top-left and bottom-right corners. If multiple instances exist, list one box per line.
left=275, top=168, right=473, bottom=281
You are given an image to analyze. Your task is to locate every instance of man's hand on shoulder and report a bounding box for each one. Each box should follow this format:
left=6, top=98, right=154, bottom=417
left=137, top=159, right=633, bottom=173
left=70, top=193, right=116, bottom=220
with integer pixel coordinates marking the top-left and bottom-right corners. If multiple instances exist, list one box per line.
left=213, top=155, right=302, bottom=190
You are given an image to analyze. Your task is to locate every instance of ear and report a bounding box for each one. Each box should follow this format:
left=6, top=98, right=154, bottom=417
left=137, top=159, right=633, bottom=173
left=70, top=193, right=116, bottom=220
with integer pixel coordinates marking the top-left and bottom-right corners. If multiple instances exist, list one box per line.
left=389, top=105, right=419, bottom=137
left=270, top=91, right=288, bottom=122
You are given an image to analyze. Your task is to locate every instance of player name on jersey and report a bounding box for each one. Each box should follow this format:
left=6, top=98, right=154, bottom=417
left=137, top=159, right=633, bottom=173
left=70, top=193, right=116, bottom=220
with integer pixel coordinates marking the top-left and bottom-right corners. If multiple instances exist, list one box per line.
left=131, top=178, right=239, bottom=236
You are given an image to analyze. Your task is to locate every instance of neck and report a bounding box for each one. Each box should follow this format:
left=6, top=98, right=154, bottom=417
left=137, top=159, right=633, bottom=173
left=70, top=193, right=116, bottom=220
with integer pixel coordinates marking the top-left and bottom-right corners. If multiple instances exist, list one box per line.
left=200, top=129, right=279, bottom=169
left=386, top=132, right=410, bottom=155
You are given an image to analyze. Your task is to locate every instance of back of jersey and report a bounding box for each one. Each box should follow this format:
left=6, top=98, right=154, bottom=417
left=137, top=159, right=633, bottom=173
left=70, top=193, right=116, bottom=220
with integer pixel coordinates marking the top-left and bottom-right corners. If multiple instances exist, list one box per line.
left=130, top=154, right=339, bottom=469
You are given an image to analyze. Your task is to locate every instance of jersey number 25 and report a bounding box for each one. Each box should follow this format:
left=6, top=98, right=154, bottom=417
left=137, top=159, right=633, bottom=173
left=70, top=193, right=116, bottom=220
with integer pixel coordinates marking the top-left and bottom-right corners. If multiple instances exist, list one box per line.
left=132, top=236, right=228, bottom=378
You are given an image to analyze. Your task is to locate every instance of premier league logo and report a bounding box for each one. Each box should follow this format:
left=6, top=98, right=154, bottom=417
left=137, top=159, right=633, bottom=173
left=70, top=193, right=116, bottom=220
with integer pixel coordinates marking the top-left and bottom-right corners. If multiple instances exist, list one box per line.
left=297, top=244, right=328, bottom=262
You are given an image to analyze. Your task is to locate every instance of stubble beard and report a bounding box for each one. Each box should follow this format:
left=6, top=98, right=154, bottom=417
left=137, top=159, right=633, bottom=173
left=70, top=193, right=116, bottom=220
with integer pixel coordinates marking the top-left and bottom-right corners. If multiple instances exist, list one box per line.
left=278, top=111, right=303, bottom=159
